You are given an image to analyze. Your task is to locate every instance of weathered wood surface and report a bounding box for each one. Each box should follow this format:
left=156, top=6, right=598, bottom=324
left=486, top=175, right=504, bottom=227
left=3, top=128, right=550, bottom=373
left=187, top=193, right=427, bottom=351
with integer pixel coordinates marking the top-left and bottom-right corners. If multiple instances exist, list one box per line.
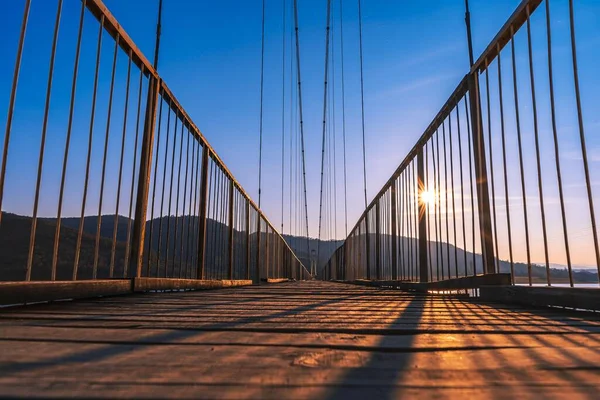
left=480, top=285, right=600, bottom=312
left=346, top=273, right=512, bottom=291
left=0, top=281, right=599, bottom=399
left=133, top=278, right=253, bottom=292
left=0, top=279, right=132, bottom=306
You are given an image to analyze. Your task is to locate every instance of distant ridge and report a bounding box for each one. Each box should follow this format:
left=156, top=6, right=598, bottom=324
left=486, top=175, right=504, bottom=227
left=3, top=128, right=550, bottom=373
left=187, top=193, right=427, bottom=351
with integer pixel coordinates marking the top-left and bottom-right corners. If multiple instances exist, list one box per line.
left=1, top=212, right=597, bottom=284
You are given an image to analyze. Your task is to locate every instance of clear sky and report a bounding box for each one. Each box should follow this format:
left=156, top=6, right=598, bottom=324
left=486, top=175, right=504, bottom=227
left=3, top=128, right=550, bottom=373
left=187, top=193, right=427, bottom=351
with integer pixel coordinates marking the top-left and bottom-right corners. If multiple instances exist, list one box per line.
left=1, top=0, right=599, bottom=268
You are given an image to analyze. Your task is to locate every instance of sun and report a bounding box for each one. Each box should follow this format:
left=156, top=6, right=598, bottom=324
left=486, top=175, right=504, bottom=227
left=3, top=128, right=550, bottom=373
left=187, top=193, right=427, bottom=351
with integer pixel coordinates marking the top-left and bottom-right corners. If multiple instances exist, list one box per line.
left=420, top=190, right=435, bottom=205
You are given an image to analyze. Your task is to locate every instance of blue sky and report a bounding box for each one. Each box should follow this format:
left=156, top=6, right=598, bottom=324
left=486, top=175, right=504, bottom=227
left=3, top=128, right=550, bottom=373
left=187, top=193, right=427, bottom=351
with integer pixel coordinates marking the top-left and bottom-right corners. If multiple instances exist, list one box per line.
left=1, top=0, right=599, bottom=268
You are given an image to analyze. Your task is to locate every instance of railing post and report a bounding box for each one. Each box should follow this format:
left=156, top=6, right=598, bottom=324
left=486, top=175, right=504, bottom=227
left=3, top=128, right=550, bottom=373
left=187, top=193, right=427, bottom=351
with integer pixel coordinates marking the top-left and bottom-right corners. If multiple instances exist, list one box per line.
left=365, top=213, right=371, bottom=280
left=375, top=201, right=381, bottom=280
left=417, top=150, right=429, bottom=283
left=358, top=223, right=363, bottom=279
left=132, top=76, right=160, bottom=278
left=468, top=72, right=496, bottom=274
left=343, top=244, right=348, bottom=281
left=245, top=200, right=250, bottom=280
left=255, top=216, right=261, bottom=284
left=196, top=145, right=210, bottom=279
left=228, top=180, right=234, bottom=280
left=391, top=183, right=398, bottom=281
left=265, top=228, right=270, bottom=280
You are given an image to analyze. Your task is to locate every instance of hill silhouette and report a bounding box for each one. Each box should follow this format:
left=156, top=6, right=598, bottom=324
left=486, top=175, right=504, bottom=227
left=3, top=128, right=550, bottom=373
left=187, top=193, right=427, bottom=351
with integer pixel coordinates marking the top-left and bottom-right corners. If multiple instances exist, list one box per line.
left=317, top=233, right=599, bottom=284
left=0, top=212, right=304, bottom=281
left=2, top=212, right=596, bottom=284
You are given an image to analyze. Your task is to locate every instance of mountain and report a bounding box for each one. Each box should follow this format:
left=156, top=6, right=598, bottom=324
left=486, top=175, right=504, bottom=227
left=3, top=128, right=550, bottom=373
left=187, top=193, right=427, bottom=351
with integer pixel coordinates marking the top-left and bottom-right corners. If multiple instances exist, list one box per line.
left=1, top=212, right=303, bottom=281
left=0, top=212, right=130, bottom=281
left=316, top=233, right=599, bottom=284
left=3, top=212, right=596, bottom=284
left=282, top=234, right=343, bottom=269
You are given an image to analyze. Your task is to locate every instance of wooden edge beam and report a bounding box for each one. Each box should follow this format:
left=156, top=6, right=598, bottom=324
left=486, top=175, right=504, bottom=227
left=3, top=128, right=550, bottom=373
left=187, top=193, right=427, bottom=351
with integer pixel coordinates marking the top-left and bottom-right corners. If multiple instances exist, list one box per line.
left=471, top=0, right=543, bottom=74
left=339, top=274, right=512, bottom=292
left=133, top=278, right=252, bottom=292
left=265, top=278, right=291, bottom=284
left=479, top=285, right=600, bottom=312
left=84, top=0, right=306, bottom=273
left=349, top=76, right=469, bottom=230
left=0, top=280, right=131, bottom=306
left=84, top=0, right=157, bottom=78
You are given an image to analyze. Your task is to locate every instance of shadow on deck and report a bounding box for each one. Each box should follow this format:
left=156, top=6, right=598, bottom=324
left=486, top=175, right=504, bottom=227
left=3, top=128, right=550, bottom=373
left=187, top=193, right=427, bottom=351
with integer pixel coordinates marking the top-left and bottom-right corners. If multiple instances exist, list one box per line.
left=0, top=281, right=599, bottom=399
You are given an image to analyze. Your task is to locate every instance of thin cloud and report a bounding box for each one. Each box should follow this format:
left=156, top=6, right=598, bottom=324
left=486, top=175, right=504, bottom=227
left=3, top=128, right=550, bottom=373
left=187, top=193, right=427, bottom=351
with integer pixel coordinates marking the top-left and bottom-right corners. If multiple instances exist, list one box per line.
left=562, top=148, right=600, bottom=163
left=372, top=73, right=459, bottom=101
left=388, top=43, right=463, bottom=70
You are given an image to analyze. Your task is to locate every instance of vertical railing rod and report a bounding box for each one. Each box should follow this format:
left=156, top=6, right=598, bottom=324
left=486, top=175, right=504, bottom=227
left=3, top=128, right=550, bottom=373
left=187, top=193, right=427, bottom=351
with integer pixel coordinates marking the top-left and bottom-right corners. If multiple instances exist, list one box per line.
left=0, top=0, right=31, bottom=228
left=246, top=201, right=251, bottom=280
left=391, top=181, right=397, bottom=281
left=196, top=145, right=209, bottom=279
left=228, top=181, right=235, bottom=279
left=417, top=152, right=428, bottom=283
left=132, top=75, right=160, bottom=278
left=467, top=71, right=495, bottom=275
left=375, top=201, right=381, bottom=280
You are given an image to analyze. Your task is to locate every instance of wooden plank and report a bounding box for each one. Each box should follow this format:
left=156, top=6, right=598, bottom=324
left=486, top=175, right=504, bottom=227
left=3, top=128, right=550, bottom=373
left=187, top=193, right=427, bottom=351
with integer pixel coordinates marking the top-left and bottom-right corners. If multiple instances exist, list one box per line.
left=480, top=285, right=600, bottom=312
left=133, top=278, right=252, bottom=292
left=0, top=281, right=599, bottom=399
left=0, top=280, right=131, bottom=306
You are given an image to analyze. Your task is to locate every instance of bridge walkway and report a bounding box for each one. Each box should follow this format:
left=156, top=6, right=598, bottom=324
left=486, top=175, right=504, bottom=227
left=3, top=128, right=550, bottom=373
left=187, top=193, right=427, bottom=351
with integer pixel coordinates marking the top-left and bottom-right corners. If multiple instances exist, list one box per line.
left=1, top=281, right=599, bottom=398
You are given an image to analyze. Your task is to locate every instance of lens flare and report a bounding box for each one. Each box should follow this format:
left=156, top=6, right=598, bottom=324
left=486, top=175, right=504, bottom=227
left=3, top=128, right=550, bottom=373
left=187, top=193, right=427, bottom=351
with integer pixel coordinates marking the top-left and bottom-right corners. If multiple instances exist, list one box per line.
left=420, top=190, right=435, bottom=205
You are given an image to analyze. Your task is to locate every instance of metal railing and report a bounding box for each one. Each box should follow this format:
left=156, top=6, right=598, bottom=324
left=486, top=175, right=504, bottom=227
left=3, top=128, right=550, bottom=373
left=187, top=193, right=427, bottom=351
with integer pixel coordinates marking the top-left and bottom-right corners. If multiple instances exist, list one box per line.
left=324, top=0, right=600, bottom=290
left=0, top=0, right=310, bottom=295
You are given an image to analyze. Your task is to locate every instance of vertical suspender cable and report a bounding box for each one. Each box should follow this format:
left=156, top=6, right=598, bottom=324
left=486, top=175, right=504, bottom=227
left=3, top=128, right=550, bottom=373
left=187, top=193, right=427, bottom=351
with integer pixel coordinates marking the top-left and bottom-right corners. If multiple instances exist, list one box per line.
left=358, top=0, right=368, bottom=209
left=293, top=0, right=311, bottom=261
left=331, top=1, right=337, bottom=241
left=281, top=0, right=286, bottom=234
left=288, top=79, right=293, bottom=238
left=154, top=0, right=163, bottom=69
left=339, top=0, right=348, bottom=237
left=317, top=0, right=332, bottom=269
left=258, top=0, right=266, bottom=208
left=464, top=0, right=474, bottom=67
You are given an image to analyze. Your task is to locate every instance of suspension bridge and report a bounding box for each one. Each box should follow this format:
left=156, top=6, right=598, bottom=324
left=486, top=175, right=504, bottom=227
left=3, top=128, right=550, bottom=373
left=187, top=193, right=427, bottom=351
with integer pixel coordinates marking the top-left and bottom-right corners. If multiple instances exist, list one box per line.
left=0, top=0, right=599, bottom=398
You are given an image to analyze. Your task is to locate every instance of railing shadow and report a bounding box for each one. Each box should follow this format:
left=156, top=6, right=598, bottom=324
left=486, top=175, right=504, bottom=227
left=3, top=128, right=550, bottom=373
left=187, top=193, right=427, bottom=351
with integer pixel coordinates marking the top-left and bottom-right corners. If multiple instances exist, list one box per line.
left=323, top=295, right=425, bottom=400
left=0, top=289, right=356, bottom=377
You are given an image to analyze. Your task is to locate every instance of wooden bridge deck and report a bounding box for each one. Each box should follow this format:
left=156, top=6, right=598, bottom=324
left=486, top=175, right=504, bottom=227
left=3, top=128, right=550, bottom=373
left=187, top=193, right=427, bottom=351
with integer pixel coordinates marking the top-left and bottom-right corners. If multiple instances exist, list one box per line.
left=0, top=281, right=599, bottom=399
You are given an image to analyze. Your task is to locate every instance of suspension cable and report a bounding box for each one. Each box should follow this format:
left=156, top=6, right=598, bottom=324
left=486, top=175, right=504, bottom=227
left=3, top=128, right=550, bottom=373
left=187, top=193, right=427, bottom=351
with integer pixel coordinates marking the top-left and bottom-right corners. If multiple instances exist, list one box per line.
left=289, top=3, right=294, bottom=237
left=317, top=0, right=332, bottom=268
left=258, top=0, right=266, bottom=208
left=293, top=0, right=311, bottom=260
left=339, top=0, right=348, bottom=237
left=281, top=0, right=286, bottom=234
left=358, top=0, right=368, bottom=209
left=153, top=0, right=163, bottom=70
left=331, top=0, right=337, bottom=241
